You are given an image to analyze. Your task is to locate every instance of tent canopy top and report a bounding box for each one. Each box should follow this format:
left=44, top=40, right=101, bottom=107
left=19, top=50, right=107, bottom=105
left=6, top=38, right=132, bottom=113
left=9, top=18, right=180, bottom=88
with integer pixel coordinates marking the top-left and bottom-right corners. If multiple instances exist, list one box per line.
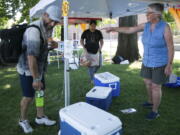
left=30, top=0, right=180, bottom=19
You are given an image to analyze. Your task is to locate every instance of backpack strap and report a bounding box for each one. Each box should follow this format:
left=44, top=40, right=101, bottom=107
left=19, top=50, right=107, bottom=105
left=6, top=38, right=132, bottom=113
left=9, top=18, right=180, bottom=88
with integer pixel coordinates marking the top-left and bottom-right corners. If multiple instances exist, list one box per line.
left=27, top=25, right=44, bottom=45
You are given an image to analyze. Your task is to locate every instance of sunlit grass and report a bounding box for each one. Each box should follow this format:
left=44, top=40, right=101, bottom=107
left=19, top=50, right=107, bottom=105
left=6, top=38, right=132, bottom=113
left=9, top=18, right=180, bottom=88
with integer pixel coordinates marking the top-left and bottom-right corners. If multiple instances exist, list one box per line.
left=129, top=61, right=142, bottom=70
left=7, top=68, right=16, bottom=72
left=3, top=84, right=11, bottom=89
left=0, top=71, right=3, bottom=75
left=3, top=74, right=17, bottom=78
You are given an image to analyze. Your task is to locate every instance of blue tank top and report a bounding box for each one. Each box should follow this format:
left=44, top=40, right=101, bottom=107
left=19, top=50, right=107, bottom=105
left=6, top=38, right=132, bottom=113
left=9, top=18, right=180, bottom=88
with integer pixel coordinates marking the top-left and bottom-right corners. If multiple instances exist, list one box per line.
left=142, top=20, right=168, bottom=67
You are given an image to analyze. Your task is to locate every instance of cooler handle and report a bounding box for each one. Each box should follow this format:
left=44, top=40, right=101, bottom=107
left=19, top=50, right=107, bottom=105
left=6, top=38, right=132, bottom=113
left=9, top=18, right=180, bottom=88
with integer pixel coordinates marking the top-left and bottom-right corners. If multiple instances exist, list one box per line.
left=92, top=89, right=96, bottom=92
left=109, top=83, right=117, bottom=90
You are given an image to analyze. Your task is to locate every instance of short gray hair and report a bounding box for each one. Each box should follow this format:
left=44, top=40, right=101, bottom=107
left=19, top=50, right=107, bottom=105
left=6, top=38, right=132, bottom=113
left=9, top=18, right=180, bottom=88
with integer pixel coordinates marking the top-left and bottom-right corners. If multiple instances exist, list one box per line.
left=148, top=3, right=164, bottom=13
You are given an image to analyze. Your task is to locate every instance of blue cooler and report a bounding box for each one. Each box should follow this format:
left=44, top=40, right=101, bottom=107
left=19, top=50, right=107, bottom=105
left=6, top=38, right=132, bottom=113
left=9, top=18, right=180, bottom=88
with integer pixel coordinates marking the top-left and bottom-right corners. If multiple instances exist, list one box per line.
left=164, top=77, right=180, bottom=88
left=86, top=86, right=112, bottom=110
left=59, top=102, right=122, bottom=135
left=94, top=72, right=120, bottom=97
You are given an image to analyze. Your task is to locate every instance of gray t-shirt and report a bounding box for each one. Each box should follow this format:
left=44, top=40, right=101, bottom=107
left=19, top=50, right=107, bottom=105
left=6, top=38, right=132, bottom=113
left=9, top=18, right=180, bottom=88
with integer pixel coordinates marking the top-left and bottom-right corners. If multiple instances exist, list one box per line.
left=17, top=19, right=53, bottom=76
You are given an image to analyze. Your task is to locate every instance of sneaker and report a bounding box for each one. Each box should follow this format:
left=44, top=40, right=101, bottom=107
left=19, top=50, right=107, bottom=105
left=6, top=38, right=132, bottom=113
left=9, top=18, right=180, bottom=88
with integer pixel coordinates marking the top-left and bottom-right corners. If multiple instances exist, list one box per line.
left=19, top=120, right=33, bottom=134
left=146, top=111, right=160, bottom=120
left=142, top=102, right=153, bottom=108
left=35, top=116, right=56, bottom=126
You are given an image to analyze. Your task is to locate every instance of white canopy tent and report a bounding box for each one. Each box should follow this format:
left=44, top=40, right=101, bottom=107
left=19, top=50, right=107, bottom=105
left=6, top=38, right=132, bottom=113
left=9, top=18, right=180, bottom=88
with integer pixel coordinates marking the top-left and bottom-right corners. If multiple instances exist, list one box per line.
left=137, top=0, right=180, bottom=4
left=30, top=0, right=180, bottom=106
left=30, top=0, right=150, bottom=19
left=30, top=0, right=180, bottom=19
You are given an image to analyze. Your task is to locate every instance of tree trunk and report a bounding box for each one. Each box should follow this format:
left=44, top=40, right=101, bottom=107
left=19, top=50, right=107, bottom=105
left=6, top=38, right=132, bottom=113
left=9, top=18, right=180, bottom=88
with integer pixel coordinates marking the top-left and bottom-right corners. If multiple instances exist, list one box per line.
left=115, top=15, right=139, bottom=63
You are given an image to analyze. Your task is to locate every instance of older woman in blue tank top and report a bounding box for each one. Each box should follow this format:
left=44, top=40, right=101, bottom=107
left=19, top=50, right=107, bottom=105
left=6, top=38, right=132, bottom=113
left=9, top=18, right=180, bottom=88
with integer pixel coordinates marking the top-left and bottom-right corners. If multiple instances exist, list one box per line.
left=104, top=3, right=174, bottom=120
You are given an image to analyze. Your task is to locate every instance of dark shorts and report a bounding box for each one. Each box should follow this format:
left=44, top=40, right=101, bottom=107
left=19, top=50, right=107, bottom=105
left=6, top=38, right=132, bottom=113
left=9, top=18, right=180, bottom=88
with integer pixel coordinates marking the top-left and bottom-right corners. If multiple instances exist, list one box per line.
left=19, top=74, right=45, bottom=98
left=140, top=64, right=169, bottom=85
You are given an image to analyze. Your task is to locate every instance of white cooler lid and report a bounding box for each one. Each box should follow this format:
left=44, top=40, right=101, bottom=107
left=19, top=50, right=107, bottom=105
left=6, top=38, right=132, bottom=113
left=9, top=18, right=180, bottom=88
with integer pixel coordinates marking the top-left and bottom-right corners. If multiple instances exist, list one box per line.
left=94, top=72, right=120, bottom=83
left=60, top=102, right=122, bottom=135
left=86, top=86, right=112, bottom=99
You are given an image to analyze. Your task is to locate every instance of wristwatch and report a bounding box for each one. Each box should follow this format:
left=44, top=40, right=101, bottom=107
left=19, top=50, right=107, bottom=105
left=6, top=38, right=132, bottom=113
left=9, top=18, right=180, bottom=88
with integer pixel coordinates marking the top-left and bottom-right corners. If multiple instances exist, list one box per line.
left=33, top=77, right=41, bottom=83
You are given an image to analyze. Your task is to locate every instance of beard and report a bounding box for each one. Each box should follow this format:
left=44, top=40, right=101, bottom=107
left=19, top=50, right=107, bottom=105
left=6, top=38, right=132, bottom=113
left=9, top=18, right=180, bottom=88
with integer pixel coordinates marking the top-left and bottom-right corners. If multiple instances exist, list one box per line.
left=43, top=21, right=54, bottom=30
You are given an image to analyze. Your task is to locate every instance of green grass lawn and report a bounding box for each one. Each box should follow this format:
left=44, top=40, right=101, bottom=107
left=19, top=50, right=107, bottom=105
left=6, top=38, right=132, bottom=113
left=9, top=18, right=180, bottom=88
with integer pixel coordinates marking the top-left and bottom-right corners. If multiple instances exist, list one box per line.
left=0, top=60, right=180, bottom=135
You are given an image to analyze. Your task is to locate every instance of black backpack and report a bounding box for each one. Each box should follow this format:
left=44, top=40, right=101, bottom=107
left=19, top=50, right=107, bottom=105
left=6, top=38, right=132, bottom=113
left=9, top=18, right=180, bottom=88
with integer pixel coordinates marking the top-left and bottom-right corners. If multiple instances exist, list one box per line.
left=0, top=24, right=43, bottom=65
left=112, top=55, right=124, bottom=64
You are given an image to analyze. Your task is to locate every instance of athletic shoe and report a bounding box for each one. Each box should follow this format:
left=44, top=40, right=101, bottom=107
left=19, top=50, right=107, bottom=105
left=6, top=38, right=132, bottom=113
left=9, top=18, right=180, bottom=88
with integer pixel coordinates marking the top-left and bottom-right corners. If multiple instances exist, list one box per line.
left=146, top=111, right=160, bottom=120
left=35, top=116, right=56, bottom=126
left=19, top=120, right=33, bottom=134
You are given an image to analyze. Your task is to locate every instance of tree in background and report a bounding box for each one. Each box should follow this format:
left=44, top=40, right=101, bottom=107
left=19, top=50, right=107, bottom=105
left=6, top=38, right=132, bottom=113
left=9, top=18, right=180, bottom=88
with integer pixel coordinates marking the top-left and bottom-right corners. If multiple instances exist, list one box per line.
left=0, top=0, right=39, bottom=28
left=116, top=15, right=139, bottom=63
left=163, top=10, right=178, bottom=35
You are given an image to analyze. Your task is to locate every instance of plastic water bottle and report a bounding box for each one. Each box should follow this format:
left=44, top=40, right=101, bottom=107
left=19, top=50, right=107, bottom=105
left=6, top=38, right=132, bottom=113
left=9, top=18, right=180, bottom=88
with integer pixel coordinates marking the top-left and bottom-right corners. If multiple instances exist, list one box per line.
left=35, top=90, right=44, bottom=107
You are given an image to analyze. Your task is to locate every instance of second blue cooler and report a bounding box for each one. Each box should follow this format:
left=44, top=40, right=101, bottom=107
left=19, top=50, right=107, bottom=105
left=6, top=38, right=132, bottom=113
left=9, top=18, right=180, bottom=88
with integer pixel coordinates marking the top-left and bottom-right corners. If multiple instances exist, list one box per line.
left=94, top=72, right=120, bottom=97
left=86, top=86, right=112, bottom=110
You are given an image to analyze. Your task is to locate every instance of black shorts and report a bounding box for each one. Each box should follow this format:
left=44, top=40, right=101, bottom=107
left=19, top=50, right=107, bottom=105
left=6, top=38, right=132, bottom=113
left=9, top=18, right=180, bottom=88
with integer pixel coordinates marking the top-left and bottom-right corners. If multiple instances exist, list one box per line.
left=19, top=74, right=45, bottom=97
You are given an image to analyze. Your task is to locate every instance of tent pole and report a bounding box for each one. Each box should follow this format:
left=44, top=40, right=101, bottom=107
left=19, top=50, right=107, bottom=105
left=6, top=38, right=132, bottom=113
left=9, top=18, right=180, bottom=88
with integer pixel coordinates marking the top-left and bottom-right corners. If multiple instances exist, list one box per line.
left=63, top=0, right=70, bottom=106
left=64, top=16, right=70, bottom=107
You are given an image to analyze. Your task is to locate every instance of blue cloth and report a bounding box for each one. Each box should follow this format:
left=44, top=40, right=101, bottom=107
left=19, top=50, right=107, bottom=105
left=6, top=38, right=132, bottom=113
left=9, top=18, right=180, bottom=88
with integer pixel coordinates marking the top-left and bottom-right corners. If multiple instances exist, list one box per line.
left=142, top=20, right=168, bottom=68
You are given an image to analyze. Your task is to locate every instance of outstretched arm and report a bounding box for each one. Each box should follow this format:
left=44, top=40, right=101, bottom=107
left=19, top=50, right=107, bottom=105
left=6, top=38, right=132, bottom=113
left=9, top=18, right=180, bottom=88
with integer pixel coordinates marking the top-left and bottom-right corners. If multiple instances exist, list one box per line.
left=103, top=23, right=145, bottom=34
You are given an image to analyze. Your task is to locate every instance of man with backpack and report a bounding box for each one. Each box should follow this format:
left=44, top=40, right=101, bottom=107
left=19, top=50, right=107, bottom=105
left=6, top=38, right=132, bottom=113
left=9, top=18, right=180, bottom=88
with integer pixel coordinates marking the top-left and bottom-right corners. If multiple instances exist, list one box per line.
left=17, top=5, right=60, bottom=133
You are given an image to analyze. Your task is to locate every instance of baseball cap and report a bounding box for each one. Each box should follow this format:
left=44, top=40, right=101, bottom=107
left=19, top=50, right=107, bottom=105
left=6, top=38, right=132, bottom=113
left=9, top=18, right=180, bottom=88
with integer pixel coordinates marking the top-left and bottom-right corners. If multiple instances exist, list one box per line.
left=45, top=5, right=61, bottom=22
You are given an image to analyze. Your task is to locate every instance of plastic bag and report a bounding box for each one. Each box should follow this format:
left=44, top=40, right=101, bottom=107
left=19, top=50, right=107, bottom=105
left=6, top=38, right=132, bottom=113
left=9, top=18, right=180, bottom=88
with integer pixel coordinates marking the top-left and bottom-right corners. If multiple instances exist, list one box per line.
left=80, top=52, right=91, bottom=67
left=80, top=51, right=101, bottom=67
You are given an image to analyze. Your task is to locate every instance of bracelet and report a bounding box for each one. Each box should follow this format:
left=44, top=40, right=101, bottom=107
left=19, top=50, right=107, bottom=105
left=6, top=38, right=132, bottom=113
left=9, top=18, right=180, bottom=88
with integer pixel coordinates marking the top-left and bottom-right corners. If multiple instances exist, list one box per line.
left=33, top=77, right=41, bottom=83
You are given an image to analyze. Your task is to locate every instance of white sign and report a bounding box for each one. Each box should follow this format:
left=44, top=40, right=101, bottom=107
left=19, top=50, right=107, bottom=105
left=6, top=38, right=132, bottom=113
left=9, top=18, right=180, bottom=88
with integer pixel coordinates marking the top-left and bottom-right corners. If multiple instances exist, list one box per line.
left=64, top=40, right=73, bottom=59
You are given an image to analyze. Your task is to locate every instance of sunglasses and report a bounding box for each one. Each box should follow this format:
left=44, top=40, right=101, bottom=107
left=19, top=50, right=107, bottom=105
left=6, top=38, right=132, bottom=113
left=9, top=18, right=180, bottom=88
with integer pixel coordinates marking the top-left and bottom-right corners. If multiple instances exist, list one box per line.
left=146, top=11, right=161, bottom=15
left=146, top=11, right=155, bottom=15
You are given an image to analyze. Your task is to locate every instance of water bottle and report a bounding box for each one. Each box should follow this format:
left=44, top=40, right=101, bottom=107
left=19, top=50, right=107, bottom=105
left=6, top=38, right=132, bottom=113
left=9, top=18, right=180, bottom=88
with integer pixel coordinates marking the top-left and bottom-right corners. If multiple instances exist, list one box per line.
left=35, top=90, right=44, bottom=107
